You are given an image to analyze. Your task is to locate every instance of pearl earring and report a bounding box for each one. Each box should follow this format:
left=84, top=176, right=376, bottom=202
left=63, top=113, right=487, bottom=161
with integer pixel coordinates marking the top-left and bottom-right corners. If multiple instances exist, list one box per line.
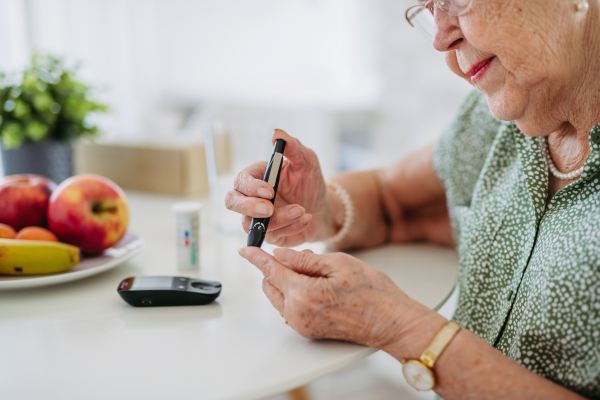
left=577, top=0, right=589, bottom=12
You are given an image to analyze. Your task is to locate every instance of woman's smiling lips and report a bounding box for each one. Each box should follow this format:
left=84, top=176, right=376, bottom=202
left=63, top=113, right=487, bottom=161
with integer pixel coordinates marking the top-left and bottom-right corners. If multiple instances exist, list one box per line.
left=466, top=57, right=496, bottom=83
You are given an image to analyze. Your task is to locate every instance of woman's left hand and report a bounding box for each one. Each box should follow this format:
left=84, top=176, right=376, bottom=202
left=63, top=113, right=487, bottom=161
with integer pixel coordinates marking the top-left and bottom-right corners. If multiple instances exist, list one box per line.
left=238, top=246, right=435, bottom=349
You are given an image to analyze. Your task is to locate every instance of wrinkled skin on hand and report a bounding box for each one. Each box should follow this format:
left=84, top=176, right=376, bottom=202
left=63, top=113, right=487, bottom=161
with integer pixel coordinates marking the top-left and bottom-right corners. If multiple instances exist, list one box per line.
left=238, top=246, right=432, bottom=349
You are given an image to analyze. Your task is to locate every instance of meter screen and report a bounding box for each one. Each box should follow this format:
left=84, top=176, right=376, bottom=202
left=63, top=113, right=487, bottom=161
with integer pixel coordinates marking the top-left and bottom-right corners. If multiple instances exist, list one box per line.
left=131, top=276, right=173, bottom=290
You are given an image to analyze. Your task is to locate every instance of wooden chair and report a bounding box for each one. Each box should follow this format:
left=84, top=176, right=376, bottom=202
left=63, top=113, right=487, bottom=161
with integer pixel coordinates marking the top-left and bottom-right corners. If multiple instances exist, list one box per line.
left=288, top=385, right=311, bottom=400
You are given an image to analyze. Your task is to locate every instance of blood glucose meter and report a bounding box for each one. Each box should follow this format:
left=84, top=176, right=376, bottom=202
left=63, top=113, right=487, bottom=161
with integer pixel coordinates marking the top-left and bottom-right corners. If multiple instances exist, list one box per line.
left=117, top=276, right=222, bottom=307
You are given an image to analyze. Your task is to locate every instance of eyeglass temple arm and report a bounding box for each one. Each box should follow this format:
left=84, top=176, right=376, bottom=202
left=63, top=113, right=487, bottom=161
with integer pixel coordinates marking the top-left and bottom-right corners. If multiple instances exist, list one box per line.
left=405, top=4, right=424, bottom=27
left=404, top=0, right=433, bottom=28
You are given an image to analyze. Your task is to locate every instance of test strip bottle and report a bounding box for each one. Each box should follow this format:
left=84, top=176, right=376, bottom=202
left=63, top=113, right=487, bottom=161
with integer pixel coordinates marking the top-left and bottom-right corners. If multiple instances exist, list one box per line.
left=171, top=202, right=202, bottom=270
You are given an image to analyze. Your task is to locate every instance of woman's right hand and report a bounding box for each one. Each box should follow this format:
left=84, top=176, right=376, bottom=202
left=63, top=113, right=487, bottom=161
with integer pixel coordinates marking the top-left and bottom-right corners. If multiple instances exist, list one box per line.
left=225, top=129, right=335, bottom=247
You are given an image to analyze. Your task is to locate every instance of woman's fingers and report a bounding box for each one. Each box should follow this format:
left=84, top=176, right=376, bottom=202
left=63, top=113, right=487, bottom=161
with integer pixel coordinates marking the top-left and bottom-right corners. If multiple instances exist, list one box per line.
left=265, top=214, right=312, bottom=244
left=262, top=278, right=285, bottom=315
left=234, top=131, right=316, bottom=200
left=233, top=161, right=273, bottom=199
left=225, top=189, right=275, bottom=218
left=268, top=235, right=310, bottom=249
left=238, top=247, right=298, bottom=292
left=272, top=129, right=316, bottom=168
left=273, top=248, right=339, bottom=277
left=241, top=204, right=307, bottom=232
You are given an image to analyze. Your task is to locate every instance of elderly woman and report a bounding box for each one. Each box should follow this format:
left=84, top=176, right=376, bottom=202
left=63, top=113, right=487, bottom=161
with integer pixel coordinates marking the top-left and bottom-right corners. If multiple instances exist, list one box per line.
left=226, top=0, right=600, bottom=398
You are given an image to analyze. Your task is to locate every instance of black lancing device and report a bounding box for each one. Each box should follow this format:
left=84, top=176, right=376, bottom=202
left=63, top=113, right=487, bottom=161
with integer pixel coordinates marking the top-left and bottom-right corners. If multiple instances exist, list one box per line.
left=247, top=139, right=286, bottom=247
left=117, top=276, right=222, bottom=307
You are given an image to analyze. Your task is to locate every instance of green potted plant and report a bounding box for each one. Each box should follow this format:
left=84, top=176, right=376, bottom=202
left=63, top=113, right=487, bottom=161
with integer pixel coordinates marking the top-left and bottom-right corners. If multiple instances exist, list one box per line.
left=0, top=54, right=108, bottom=183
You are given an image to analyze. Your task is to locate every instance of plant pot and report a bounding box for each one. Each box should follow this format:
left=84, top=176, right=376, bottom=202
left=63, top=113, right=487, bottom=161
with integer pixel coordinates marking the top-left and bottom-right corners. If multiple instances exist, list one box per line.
left=0, top=140, right=73, bottom=184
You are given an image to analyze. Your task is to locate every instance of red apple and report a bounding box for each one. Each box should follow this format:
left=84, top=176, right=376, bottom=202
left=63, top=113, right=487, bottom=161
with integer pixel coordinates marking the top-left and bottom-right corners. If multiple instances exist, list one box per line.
left=0, top=174, right=57, bottom=230
left=47, top=174, right=129, bottom=255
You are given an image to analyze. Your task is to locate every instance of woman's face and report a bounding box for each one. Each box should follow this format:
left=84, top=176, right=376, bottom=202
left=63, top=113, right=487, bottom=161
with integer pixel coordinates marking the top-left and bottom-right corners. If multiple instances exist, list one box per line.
left=436, top=0, right=588, bottom=136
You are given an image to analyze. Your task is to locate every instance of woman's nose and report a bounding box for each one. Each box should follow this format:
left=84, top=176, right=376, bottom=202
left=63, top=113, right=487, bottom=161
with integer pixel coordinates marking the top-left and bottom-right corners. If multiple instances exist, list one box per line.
left=432, top=7, right=464, bottom=52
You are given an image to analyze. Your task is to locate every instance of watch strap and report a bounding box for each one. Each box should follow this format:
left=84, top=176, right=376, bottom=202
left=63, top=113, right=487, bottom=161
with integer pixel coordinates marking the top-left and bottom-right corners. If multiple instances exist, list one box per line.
left=419, top=321, right=461, bottom=368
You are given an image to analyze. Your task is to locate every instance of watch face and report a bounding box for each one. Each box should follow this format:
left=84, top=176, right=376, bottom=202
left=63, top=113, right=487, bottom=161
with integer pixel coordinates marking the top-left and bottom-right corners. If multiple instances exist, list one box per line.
left=402, top=360, right=435, bottom=391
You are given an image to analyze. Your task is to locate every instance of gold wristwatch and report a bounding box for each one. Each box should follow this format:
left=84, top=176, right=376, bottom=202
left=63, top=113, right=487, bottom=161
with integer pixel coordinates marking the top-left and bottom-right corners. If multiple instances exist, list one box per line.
left=401, top=321, right=461, bottom=391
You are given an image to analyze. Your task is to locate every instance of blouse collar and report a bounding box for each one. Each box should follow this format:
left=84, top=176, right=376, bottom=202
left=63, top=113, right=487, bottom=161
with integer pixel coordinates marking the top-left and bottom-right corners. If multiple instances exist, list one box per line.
left=510, top=121, right=600, bottom=215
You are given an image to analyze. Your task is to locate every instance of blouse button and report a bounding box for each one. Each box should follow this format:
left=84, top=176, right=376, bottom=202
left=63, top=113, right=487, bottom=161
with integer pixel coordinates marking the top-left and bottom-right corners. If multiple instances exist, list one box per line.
left=506, top=289, right=514, bottom=302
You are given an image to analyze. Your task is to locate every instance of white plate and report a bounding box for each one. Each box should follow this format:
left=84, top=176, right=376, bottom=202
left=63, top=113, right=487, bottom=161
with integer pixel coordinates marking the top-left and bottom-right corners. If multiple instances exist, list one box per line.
left=0, top=232, right=144, bottom=291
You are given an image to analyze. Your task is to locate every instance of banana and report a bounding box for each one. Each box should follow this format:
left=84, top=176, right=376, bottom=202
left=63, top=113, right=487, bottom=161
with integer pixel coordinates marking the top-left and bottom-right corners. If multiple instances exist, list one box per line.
left=0, top=239, right=81, bottom=275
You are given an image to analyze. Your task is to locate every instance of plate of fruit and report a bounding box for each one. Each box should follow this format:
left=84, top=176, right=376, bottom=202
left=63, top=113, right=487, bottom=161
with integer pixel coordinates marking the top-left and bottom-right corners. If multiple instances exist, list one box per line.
left=0, top=174, right=143, bottom=291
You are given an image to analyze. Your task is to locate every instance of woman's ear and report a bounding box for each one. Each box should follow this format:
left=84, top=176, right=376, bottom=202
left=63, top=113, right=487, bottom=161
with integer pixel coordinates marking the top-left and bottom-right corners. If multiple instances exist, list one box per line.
left=445, top=50, right=472, bottom=84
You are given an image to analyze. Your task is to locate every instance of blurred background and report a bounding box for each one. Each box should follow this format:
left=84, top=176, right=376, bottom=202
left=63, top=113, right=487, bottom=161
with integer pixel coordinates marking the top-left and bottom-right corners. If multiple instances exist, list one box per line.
left=0, top=0, right=470, bottom=398
left=0, top=0, right=471, bottom=178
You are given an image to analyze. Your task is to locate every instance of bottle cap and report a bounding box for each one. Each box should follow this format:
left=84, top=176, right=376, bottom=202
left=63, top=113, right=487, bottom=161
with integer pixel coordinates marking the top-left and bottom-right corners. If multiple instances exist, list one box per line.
left=171, top=202, right=202, bottom=215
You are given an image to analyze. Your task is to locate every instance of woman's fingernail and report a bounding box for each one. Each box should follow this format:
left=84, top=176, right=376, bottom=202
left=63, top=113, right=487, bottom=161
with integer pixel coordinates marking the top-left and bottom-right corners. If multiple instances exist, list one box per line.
left=256, top=203, right=270, bottom=215
left=238, top=247, right=246, bottom=256
left=299, top=214, right=312, bottom=224
left=258, top=188, right=272, bottom=199
left=288, top=206, right=305, bottom=219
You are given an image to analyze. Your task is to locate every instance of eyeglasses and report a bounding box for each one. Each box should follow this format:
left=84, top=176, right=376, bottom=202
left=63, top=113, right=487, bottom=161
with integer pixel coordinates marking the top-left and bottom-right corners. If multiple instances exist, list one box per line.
left=405, top=0, right=473, bottom=40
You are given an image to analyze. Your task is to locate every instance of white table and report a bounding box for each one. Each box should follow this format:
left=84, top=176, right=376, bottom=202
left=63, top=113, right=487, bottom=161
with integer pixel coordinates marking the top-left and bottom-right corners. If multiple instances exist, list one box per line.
left=0, top=192, right=458, bottom=400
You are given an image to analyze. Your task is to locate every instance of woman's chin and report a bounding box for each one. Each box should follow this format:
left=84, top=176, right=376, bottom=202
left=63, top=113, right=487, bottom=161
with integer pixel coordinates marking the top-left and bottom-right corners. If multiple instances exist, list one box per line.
left=483, top=91, right=552, bottom=137
left=481, top=91, right=517, bottom=121
left=477, top=82, right=527, bottom=123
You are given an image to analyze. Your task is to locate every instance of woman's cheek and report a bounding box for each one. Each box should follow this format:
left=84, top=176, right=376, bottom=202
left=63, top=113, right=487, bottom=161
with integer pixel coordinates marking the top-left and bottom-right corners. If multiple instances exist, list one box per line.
left=445, top=51, right=470, bottom=82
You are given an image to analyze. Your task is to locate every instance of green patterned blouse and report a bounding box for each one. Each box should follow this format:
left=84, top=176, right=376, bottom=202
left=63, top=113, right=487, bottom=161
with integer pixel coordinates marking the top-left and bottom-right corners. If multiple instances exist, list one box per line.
left=433, top=90, right=600, bottom=399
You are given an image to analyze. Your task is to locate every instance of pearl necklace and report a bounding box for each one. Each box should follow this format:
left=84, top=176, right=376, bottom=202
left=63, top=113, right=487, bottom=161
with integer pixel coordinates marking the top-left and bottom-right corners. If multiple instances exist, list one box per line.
left=545, top=138, right=584, bottom=180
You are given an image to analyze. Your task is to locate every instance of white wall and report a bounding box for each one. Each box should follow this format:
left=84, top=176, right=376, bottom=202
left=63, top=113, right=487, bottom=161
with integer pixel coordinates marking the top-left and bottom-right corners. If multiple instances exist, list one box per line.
left=154, top=0, right=381, bottom=109
left=0, top=0, right=473, bottom=172
left=374, top=0, right=473, bottom=164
